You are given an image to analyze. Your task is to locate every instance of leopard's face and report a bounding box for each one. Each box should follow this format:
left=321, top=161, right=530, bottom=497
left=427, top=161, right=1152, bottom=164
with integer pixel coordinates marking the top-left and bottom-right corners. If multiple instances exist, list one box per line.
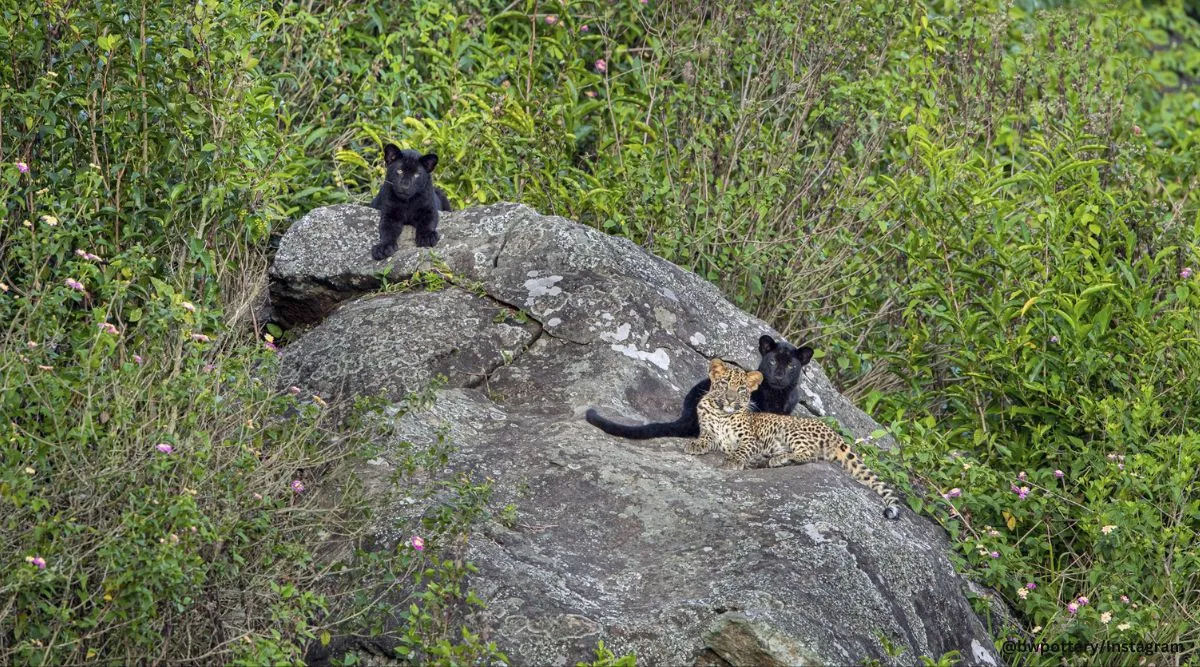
left=705, top=359, right=763, bottom=415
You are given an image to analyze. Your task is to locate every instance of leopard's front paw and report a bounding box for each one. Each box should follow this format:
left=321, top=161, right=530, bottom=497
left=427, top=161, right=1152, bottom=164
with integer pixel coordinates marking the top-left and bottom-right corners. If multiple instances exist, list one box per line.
left=371, top=241, right=397, bottom=260
left=720, top=459, right=746, bottom=471
left=684, top=441, right=710, bottom=455
left=414, top=229, right=440, bottom=247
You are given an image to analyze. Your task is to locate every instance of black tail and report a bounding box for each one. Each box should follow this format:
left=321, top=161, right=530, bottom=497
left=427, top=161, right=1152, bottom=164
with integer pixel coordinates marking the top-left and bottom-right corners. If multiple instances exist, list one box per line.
left=435, top=187, right=452, bottom=212
left=585, top=408, right=699, bottom=439
left=584, top=379, right=708, bottom=440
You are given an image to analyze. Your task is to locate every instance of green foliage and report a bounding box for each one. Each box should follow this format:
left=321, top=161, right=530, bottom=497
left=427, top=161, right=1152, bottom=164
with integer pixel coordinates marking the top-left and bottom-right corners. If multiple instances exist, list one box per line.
left=3, top=0, right=1200, bottom=662
left=577, top=640, right=637, bottom=667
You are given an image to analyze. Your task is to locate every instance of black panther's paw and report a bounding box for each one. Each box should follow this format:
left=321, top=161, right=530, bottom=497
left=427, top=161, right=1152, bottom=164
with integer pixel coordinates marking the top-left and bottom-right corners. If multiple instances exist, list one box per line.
left=371, top=241, right=397, bottom=260
left=415, top=229, right=439, bottom=248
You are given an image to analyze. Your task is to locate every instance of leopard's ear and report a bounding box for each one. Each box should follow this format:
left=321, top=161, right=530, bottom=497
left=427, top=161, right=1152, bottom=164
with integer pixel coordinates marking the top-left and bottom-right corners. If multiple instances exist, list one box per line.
left=383, top=143, right=402, bottom=165
left=745, top=371, right=764, bottom=390
left=709, top=358, right=728, bottom=379
left=758, top=335, right=777, bottom=355
left=795, top=346, right=814, bottom=365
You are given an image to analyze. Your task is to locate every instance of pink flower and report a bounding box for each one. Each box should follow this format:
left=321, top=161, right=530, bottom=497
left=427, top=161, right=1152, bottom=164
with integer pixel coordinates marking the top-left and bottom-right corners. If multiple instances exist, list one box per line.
left=640, top=0, right=647, bottom=4
left=288, top=386, right=301, bottom=395
left=191, top=333, right=210, bottom=343
left=594, top=59, right=607, bottom=73
left=133, top=354, right=144, bottom=365
left=75, top=249, right=88, bottom=258
left=1017, top=471, right=1027, bottom=481
left=65, top=278, right=84, bottom=291
left=1054, top=469, right=1064, bottom=479
left=181, top=301, right=196, bottom=312
left=26, top=341, right=38, bottom=349
left=580, top=24, right=589, bottom=32
left=544, top=14, right=557, bottom=24
left=585, top=90, right=596, bottom=98
left=942, top=488, right=961, bottom=499
left=16, top=162, right=29, bottom=174
left=1010, top=484, right=1029, bottom=499
left=291, top=480, right=305, bottom=494
left=1026, top=582, right=1036, bottom=590
left=1180, top=267, right=1193, bottom=279
left=1077, top=596, right=1089, bottom=606
left=1120, top=595, right=1130, bottom=603
left=989, top=551, right=1000, bottom=559
left=98, top=322, right=120, bottom=335
left=30, top=556, right=45, bottom=569
left=1049, top=335, right=1059, bottom=344
left=202, top=363, right=215, bottom=373
left=253, top=492, right=263, bottom=500
left=264, top=341, right=278, bottom=352
left=156, top=443, right=173, bottom=454
left=411, top=535, right=425, bottom=551
left=1067, top=602, right=1079, bottom=614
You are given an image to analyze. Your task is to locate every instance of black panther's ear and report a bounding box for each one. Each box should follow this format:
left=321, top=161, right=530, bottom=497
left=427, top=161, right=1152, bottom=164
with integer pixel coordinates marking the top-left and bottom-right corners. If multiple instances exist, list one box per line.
left=383, top=144, right=402, bottom=165
left=794, top=346, right=814, bottom=365
left=419, top=152, right=438, bottom=173
left=758, top=335, right=777, bottom=355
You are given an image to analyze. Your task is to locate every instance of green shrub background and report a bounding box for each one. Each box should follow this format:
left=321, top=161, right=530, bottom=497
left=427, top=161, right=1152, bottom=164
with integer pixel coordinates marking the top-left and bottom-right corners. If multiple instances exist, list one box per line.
left=2, top=0, right=1198, bottom=663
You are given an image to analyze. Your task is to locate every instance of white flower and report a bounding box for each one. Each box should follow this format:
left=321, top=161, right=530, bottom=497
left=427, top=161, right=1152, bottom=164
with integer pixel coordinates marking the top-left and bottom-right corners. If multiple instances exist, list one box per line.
left=1100, top=611, right=1112, bottom=624
left=1101, top=525, right=1116, bottom=535
left=1117, top=622, right=1131, bottom=631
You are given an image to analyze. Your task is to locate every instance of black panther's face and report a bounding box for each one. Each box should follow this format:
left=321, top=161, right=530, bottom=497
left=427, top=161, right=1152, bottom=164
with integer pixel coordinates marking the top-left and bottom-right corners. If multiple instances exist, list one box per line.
left=757, top=335, right=814, bottom=389
left=382, top=145, right=438, bottom=200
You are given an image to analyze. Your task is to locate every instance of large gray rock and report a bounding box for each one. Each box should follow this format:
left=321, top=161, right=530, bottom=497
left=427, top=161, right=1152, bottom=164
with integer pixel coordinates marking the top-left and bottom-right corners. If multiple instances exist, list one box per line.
left=271, top=203, right=1005, bottom=666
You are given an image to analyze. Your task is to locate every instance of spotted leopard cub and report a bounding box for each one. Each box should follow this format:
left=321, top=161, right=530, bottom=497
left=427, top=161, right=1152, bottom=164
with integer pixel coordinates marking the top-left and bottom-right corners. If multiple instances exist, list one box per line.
left=691, top=359, right=901, bottom=520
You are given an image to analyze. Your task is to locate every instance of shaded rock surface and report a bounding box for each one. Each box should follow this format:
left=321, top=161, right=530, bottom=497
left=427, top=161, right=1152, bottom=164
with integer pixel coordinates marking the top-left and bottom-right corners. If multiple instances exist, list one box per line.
left=271, top=203, right=1004, bottom=666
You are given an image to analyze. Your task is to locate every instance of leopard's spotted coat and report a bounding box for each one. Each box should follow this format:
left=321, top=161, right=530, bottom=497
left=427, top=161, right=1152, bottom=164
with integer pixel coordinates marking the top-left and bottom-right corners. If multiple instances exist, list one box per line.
left=690, top=359, right=901, bottom=520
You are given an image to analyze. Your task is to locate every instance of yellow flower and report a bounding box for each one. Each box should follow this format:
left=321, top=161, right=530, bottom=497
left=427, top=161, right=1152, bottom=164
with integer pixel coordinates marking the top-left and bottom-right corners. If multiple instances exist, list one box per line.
left=24, top=467, right=34, bottom=475
left=41, top=215, right=58, bottom=226
left=1117, top=622, right=1131, bottom=631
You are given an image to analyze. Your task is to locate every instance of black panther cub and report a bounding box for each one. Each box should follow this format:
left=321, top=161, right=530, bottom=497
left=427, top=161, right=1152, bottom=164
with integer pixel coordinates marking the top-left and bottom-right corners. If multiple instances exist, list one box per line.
left=585, top=335, right=813, bottom=439
left=370, top=144, right=451, bottom=259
